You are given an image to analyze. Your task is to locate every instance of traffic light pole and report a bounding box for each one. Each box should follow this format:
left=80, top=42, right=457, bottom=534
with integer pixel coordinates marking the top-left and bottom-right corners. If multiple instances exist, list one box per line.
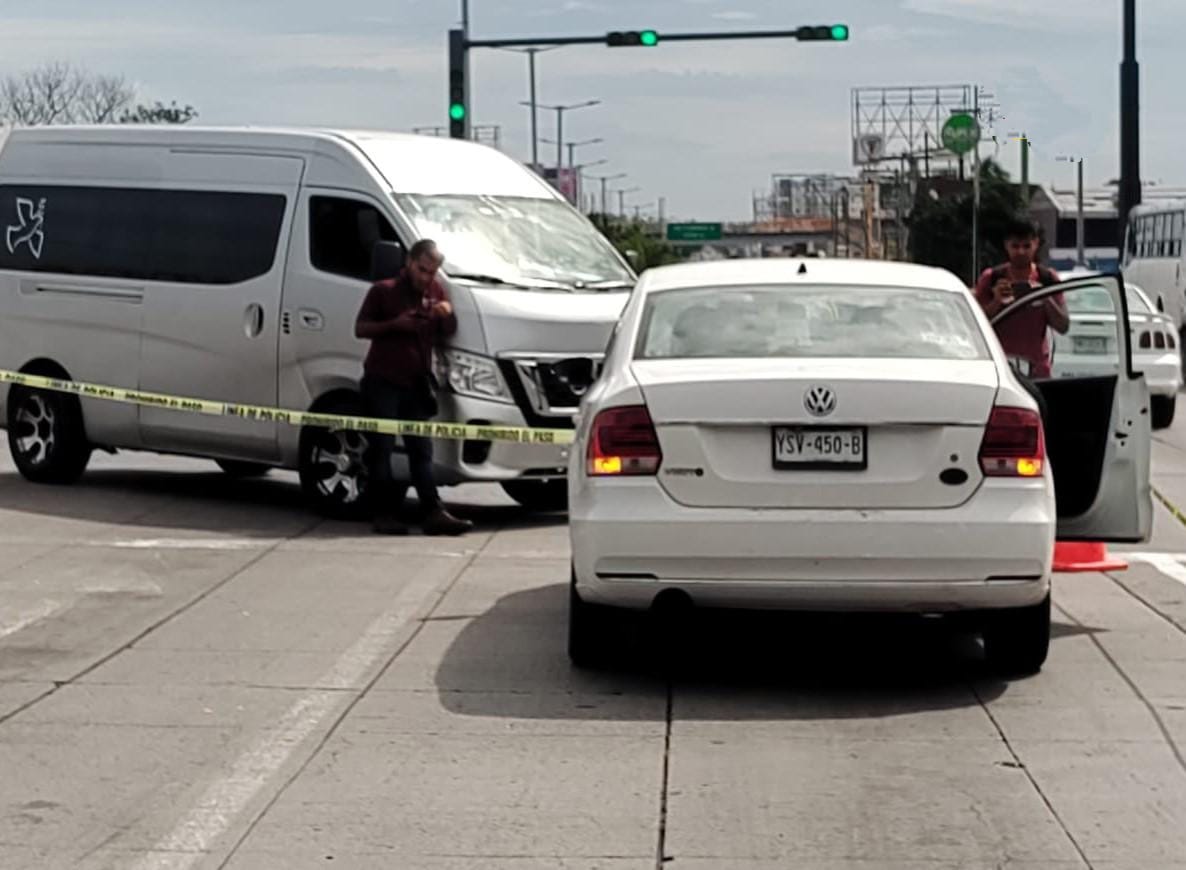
left=1119, top=0, right=1140, bottom=246
left=449, top=25, right=848, bottom=138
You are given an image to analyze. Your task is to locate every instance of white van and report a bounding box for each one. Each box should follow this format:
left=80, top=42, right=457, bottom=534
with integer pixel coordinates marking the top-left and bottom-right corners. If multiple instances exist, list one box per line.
left=1122, top=201, right=1186, bottom=337
left=0, top=126, right=635, bottom=516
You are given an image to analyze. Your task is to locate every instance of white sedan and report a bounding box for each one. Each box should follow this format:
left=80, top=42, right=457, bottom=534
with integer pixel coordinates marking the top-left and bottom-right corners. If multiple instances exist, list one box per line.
left=568, top=260, right=1152, bottom=675
left=1051, top=280, right=1181, bottom=429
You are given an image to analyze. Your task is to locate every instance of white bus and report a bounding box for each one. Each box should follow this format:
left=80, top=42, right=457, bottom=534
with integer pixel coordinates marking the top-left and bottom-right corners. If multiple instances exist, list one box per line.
left=1122, top=201, right=1186, bottom=334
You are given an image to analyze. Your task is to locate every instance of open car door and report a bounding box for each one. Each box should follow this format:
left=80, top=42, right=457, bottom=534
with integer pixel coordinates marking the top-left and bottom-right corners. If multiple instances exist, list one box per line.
left=991, top=273, right=1152, bottom=543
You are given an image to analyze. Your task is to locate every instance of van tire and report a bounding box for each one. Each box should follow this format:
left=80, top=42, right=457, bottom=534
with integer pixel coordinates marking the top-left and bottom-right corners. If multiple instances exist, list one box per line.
left=983, top=593, right=1051, bottom=676
left=299, top=394, right=371, bottom=521
left=216, top=460, right=272, bottom=479
left=1152, top=395, right=1176, bottom=430
left=6, top=386, right=92, bottom=485
left=501, top=478, right=568, bottom=513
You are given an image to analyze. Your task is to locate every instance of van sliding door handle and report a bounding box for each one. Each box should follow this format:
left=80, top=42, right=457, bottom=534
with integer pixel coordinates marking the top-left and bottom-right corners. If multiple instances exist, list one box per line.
left=244, top=304, right=265, bottom=338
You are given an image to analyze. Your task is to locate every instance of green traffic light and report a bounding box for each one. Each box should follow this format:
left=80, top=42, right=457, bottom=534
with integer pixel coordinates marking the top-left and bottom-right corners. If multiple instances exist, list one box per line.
left=449, top=103, right=467, bottom=121
left=640, top=29, right=659, bottom=46
left=831, top=24, right=849, bottom=40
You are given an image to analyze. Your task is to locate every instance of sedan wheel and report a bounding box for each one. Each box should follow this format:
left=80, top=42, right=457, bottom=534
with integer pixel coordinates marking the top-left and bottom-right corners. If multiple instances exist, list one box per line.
left=983, top=594, right=1051, bottom=676
left=1152, top=395, right=1176, bottom=430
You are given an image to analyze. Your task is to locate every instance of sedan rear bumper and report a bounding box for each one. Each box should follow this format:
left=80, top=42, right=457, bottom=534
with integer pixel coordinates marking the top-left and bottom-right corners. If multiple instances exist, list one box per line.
left=570, top=478, right=1054, bottom=613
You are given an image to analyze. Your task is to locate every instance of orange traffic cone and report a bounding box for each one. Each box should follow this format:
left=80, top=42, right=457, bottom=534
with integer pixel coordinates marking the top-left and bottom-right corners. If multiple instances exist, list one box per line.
left=1052, top=541, right=1128, bottom=573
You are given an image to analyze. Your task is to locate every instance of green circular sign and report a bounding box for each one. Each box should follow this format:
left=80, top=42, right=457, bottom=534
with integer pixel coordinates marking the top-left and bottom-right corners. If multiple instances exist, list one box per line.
left=941, top=113, right=980, bottom=155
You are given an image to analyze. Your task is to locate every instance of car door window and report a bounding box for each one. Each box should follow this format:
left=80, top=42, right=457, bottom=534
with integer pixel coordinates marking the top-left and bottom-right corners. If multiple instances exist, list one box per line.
left=309, top=196, right=399, bottom=281
left=992, top=276, right=1150, bottom=541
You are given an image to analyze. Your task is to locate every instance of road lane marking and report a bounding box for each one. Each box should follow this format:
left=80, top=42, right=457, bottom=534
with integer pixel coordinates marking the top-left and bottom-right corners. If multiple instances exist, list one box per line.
left=0, top=599, right=63, bottom=639
left=1124, top=552, right=1186, bottom=588
left=128, top=569, right=447, bottom=870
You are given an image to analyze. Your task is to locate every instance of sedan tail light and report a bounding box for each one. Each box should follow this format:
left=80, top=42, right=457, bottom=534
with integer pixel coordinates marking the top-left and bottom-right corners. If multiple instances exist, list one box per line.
left=587, top=405, right=662, bottom=476
left=979, top=406, right=1045, bottom=478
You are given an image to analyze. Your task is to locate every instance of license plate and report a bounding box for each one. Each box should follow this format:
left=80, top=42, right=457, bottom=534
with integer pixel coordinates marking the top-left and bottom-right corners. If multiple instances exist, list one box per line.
left=773, top=426, right=867, bottom=470
left=1073, top=336, right=1109, bottom=354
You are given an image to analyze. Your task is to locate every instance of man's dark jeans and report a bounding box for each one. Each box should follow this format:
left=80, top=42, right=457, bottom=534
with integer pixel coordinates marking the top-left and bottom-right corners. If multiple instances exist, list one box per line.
left=361, top=375, right=440, bottom=515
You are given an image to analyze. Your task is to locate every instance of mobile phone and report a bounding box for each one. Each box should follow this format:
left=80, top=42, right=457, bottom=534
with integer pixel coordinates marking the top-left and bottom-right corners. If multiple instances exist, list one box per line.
left=1011, top=281, right=1031, bottom=295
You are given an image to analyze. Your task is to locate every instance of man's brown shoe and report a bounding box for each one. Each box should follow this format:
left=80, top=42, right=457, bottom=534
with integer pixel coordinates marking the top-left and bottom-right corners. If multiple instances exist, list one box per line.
left=422, top=508, right=473, bottom=536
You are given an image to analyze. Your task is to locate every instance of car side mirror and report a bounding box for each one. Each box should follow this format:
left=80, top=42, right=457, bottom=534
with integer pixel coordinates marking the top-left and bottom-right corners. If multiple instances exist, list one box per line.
left=371, top=241, right=406, bottom=281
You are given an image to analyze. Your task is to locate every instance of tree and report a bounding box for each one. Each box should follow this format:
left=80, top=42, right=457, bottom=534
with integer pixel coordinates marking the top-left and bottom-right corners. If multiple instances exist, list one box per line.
left=0, top=63, right=195, bottom=126
left=908, top=159, right=1028, bottom=284
left=590, top=214, right=685, bottom=271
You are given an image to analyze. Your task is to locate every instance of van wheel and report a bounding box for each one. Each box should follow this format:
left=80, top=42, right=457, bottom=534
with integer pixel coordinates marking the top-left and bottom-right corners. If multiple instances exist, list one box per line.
left=983, top=594, right=1051, bottom=676
left=299, top=395, right=370, bottom=520
left=502, top=478, right=568, bottom=513
left=216, top=460, right=272, bottom=479
left=6, top=386, right=92, bottom=485
left=1152, top=395, right=1177, bottom=430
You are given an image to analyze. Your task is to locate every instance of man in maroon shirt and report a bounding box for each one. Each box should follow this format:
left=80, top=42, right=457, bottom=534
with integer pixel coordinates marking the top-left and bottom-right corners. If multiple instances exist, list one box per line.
left=974, top=218, right=1070, bottom=378
left=355, top=239, right=472, bottom=536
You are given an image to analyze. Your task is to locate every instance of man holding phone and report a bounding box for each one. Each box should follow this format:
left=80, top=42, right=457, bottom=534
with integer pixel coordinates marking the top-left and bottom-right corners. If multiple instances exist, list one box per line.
left=974, top=217, right=1070, bottom=378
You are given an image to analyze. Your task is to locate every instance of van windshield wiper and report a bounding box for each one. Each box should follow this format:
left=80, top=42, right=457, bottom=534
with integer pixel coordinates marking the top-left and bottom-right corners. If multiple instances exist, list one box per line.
left=583, top=280, right=635, bottom=291
left=448, top=272, right=574, bottom=292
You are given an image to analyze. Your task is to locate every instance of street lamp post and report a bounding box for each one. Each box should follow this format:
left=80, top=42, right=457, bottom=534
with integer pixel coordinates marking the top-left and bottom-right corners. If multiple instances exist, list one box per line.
left=499, top=46, right=559, bottom=170
left=542, top=136, right=603, bottom=169
left=587, top=172, right=626, bottom=218
left=615, top=186, right=641, bottom=218
left=523, top=100, right=600, bottom=170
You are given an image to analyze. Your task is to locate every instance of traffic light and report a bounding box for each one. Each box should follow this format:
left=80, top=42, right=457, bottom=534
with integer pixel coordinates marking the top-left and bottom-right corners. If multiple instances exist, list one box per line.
left=448, top=29, right=468, bottom=138
left=606, top=29, right=660, bottom=47
left=796, top=24, right=849, bottom=40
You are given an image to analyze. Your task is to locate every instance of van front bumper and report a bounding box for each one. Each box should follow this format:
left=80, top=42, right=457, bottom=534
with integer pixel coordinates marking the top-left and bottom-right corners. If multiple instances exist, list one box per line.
left=427, top=392, right=573, bottom=486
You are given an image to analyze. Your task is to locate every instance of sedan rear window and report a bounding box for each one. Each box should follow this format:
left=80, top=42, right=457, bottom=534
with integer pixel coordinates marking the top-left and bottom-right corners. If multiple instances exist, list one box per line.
left=636, top=285, right=990, bottom=360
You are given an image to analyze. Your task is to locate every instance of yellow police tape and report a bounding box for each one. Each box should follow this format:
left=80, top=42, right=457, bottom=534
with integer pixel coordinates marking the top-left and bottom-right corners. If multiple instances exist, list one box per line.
left=0, top=369, right=575, bottom=446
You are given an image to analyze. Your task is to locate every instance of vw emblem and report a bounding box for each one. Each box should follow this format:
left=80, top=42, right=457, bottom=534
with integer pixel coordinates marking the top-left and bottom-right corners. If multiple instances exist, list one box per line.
left=804, top=386, right=837, bottom=418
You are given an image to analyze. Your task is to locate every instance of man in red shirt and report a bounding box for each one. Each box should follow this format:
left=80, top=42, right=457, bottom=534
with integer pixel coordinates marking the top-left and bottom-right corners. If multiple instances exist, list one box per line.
left=974, top=218, right=1070, bottom=378
left=355, top=239, right=472, bottom=536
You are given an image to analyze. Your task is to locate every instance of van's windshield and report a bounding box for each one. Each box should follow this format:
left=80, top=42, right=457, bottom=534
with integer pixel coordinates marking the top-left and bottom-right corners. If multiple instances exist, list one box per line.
left=393, top=194, right=634, bottom=291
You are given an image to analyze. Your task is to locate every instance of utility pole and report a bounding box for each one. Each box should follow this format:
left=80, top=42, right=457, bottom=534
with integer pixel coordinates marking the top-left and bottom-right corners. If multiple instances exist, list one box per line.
left=1078, top=158, right=1086, bottom=265
left=972, top=85, right=982, bottom=283
left=1119, top=0, right=1141, bottom=244
left=1011, top=133, right=1031, bottom=204
left=1060, top=156, right=1087, bottom=265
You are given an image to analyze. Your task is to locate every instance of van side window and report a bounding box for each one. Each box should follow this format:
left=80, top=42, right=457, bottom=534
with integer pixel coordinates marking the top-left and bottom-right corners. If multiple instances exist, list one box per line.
left=309, top=196, right=399, bottom=281
left=0, top=185, right=286, bottom=284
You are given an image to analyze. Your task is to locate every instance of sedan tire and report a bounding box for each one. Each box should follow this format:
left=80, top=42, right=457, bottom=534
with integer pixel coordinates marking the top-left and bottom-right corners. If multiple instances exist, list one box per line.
left=983, top=593, right=1051, bottom=676
left=568, top=571, right=631, bottom=669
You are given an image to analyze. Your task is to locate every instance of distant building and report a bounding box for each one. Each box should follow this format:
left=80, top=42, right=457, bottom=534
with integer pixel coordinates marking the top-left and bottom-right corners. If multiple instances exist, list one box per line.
left=1028, top=184, right=1186, bottom=272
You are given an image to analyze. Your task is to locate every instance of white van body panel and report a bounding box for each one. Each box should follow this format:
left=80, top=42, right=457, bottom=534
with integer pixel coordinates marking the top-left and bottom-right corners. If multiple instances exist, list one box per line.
left=0, top=126, right=635, bottom=491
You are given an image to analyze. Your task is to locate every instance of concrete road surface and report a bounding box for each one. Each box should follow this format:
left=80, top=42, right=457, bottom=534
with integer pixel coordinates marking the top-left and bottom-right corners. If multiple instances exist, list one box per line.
left=1, top=423, right=1185, bottom=869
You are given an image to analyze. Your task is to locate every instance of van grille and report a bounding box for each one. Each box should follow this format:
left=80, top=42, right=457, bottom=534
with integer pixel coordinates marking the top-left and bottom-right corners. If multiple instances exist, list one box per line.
left=497, top=356, right=603, bottom=424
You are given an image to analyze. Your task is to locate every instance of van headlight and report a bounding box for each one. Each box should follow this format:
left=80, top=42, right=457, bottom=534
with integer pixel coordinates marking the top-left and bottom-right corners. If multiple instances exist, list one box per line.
left=437, top=350, right=513, bottom=403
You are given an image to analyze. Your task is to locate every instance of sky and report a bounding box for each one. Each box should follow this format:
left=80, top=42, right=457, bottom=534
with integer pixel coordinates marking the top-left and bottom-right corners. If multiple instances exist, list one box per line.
left=1, top=0, right=1183, bottom=220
